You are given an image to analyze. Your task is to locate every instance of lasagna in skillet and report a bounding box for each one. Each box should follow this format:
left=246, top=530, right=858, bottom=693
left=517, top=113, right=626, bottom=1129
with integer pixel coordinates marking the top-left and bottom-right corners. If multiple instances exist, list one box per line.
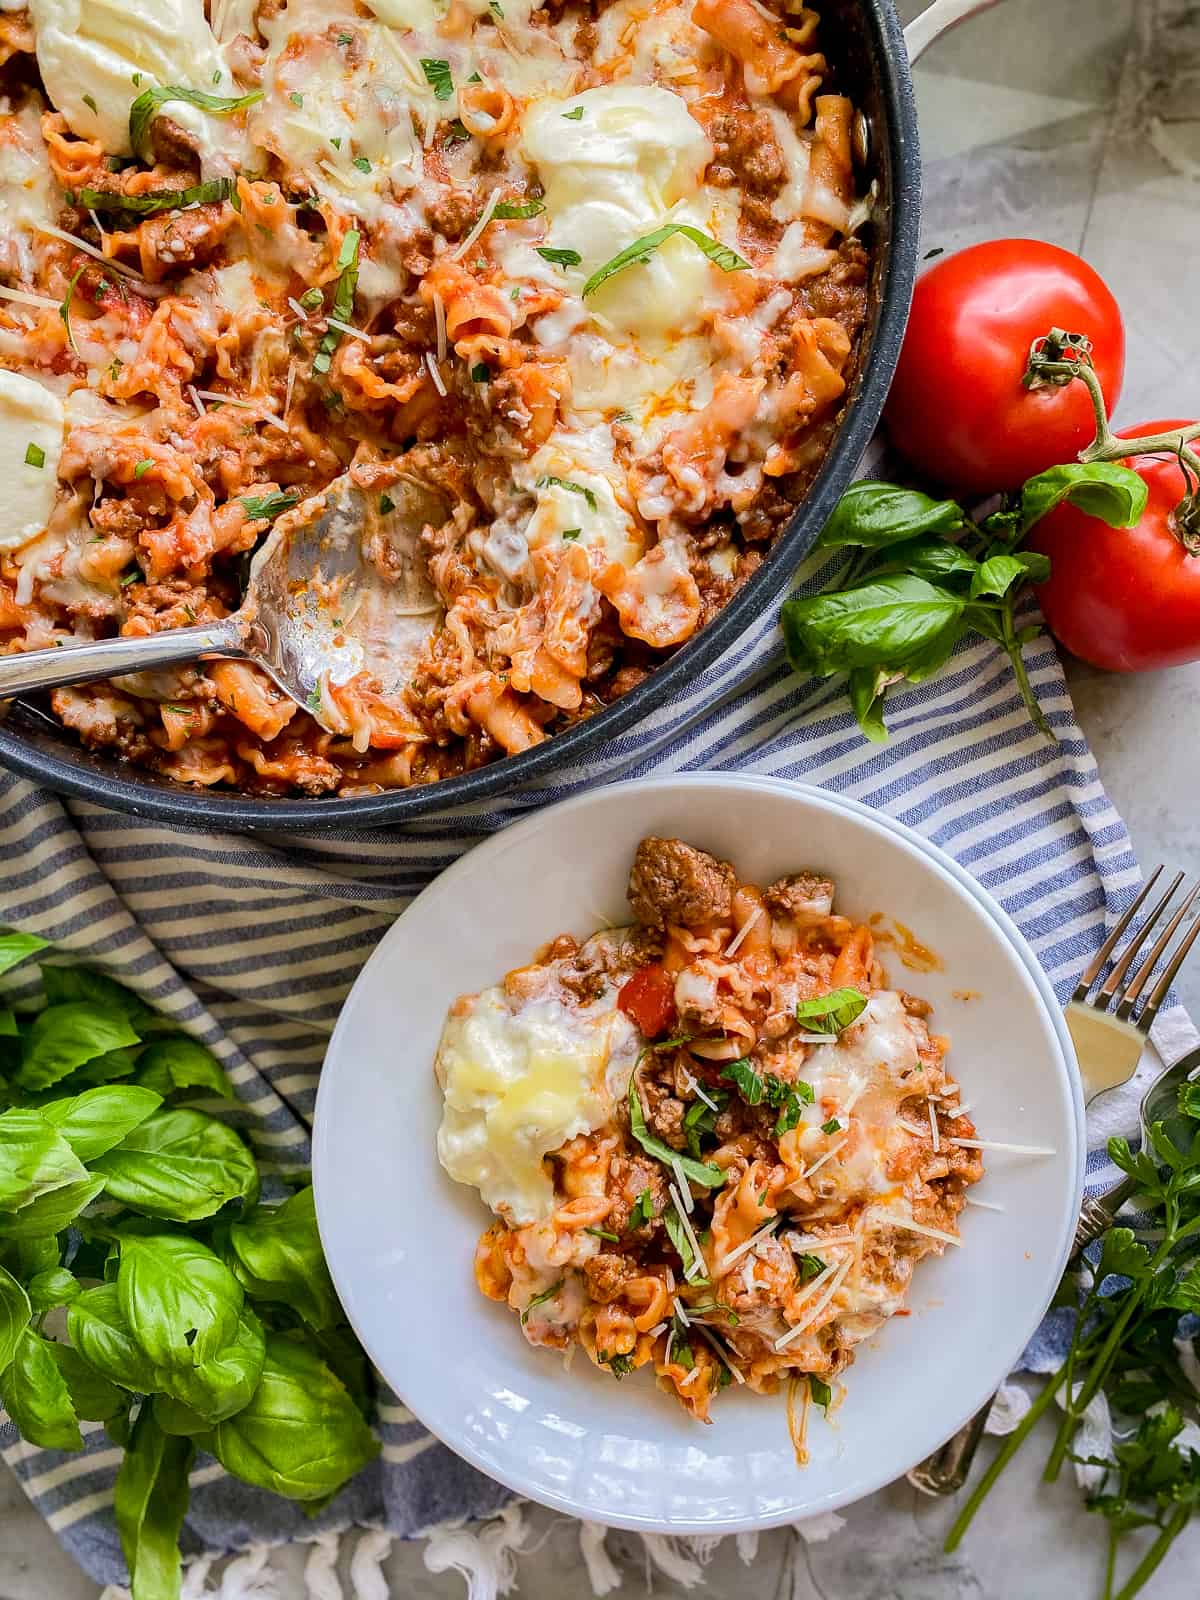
left=0, top=0, right=870, bottom=793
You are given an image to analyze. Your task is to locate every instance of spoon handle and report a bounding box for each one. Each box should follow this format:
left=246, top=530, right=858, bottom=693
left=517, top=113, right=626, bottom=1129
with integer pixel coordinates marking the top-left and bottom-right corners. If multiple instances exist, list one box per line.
left=0, top=617, right=246, bottom=699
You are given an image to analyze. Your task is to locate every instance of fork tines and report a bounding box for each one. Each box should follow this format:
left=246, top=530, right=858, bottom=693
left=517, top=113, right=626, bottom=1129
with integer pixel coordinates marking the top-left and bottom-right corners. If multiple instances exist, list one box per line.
left=1073, top=866, right=1200, bottom=1032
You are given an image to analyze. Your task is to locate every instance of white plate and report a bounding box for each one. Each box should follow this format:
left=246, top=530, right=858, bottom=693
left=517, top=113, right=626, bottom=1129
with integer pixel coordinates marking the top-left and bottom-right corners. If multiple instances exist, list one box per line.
left=313, top=775, right=1084, bottom=1532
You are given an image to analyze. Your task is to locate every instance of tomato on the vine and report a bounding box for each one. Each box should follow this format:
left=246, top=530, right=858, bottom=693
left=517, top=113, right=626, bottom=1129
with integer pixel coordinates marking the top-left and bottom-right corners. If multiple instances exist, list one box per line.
left=885, top=240, right=1125, bottom=495
left=617, top=964, right=677, bottom=1039
left=1029, top=422, right=1200, bottom=672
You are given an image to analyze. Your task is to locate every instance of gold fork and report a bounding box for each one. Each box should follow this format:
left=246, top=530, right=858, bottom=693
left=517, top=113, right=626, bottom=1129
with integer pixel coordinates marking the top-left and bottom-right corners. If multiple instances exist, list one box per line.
left=907, top=866, right=1200, bottom=1498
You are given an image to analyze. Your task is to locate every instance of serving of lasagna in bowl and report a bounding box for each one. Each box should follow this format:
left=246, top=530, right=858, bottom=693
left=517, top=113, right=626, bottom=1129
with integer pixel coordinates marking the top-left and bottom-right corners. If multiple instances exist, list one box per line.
left=0, top=0, right=907, bottom=815
left=313, top=775, right=1084, bottom=1529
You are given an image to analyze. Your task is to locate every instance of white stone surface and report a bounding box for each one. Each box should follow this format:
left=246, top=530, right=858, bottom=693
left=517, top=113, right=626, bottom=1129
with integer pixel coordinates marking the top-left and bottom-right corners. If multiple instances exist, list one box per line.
left=3, top=0, right=1198, bottom=1595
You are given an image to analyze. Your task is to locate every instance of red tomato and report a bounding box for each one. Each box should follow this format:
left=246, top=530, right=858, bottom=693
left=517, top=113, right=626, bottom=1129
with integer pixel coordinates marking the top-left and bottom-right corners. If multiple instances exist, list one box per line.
left=1029, top=422, right=1200, bottom=672
left=885, top=240, right=1125, bottom=495
left=617, top=964, right=677, bottom=1039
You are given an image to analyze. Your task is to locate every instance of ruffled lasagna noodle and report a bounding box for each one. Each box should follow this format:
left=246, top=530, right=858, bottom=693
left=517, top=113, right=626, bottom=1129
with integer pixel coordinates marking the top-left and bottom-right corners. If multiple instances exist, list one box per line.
left=0, top=0, right=871, bottom=795
left=436, top=837, right=983, bottom=1421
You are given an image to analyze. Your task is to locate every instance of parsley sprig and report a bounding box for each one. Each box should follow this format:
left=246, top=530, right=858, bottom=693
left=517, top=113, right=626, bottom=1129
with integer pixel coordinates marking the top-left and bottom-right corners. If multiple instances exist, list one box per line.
left=946, top=1084, right=1200, bottom=1599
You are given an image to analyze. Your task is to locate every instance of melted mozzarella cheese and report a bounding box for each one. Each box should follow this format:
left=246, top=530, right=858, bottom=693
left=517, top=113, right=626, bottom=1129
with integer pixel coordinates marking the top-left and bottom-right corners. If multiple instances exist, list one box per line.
left=436, top=987, right=618, bottom=1223
left=30, top=0, right=229, bottom=157
left=520, top=84, right=722, bottom=345
left=0, top=370, right=64, bottom=552
left=0, top=105, right=57, bottom=277
left=517, top=427, right=643, bottom=568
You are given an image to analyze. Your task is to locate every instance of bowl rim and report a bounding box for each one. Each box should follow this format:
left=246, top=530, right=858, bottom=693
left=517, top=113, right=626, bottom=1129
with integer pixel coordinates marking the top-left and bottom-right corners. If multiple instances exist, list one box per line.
left=313, top=773, right=1086, bottom=1530
left=0, top=0, right=921, bottom=832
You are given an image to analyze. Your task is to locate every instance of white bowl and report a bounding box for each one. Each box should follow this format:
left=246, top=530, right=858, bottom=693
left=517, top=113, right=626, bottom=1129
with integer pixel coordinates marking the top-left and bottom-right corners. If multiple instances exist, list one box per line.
left=313, top=775, right=1084, bottom=1532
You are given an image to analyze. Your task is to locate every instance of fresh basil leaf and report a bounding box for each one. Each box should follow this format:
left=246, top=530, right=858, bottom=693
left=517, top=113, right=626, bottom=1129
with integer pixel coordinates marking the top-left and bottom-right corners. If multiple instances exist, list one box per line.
left=627, top=1078, right=725, bottom=1189
left=151, top=1393, right=209, bottom=1436
left=627, top=1187, right=655, bottom=1231
left=536, top=246, right=582, bottom=266
left=93, top=1109, right=259, bottom=1222
left=135, top=1037, right=233, bottom=1101
left=114, top=1407, right=194, bottom=1600
left=18, top=1003, right=141, bottom=1092
left=1018, top=462, right=1148, bottom=535
left=809, top=1374, right=832, bottom=1411
left=781, top=577, right=965, bottom=678
left=66, top=1284, right=161, bottom=1394
left=876, top=537, right=979, bottom=582
left=818, top=482, right=965, bottom=550
left=128, top=85, right=263, bottom=158
left=239, top=489, right=300, bottom=522
left=419, top=57, right=454, bottom=99
left=763, top=1073, right=814, bottom=1138
left=156, top=1308, right=265, bottom=1425
left=848, top=667, right=891, bottom=743
left=118, top=1234, right=243, bottom=1370
left=970, top=554, right=1028, bottom=601
left=0, top=1007, right=15, bottom=1036
left=309, top=1325, right=374, bottom=1424
left=0, top=1330, right=83, bottom=1450
left=312, top=229, right=360, bottom=375
left=41, top=1086, right=161, bottom=1161
left=491, top=199, right=545, bottom=220
left=72, top=1046, right=145, bottom=1086
left=0, top=931, right=48, bottom=976
left=795, top=988, right=868, bottom=1034
left=796, top=1253, right=825, bottom=1282
left=40, top=966, right=153, bottom=1028
left=0, top=1107, right=91, bottom=1211
left=582, top=223, right=749, bottom=298
left=0, top=1175, right=106, bottom=1240
left=2, top=1236, right=58, bottom=1280
left=48, top=1341, right=124, bottom=1421
left=27, top=1268, right=79, bottom=1313
left=224, top=1188, right=338, bottom=1331
left=199, top=1334, right=379, bottom=1500
left=0, top=1263, right=31, bottom=1376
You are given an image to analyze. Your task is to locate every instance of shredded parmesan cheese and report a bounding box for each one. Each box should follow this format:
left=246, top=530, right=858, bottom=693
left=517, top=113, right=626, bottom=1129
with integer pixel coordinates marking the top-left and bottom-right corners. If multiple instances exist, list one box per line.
left=35, top=224, right=146, bottom=281
left=872, top=1208, right=962, bottom=1247
left=724, top=905, right=763, bottom=958
left=965, top=1197, right=1005, bottom=1212
left=424, top=351, right=447, bottom=397
left=325, top=316, right=370, bottom=343
left=432, top=290, right=448, bottom=364
left=670, top=1157, right=693, bottom=1214
left=948, top=1138, right=1056, bottom=1156
left=775, top=1256, right=853, bottom=1350
left=668, top=1182, right=706, bottom=1280
left=802, top=1135, right=848, bottom=1180
left=671, top=1295, right=690, bottom=1327
left=691, top=1320, right=745, bottom=1383
left=451, top=189, right=501, bottom=265
left=928, top=1099, right=941, bottom=1153
left=0, top=285, right=60, bottom=310
left=718, top=1215, right=778, bottom=1272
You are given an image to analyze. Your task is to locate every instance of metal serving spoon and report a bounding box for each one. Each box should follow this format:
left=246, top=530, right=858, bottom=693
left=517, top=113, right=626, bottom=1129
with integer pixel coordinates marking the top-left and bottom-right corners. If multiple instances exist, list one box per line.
left=0, top=472, right=446, bottom=728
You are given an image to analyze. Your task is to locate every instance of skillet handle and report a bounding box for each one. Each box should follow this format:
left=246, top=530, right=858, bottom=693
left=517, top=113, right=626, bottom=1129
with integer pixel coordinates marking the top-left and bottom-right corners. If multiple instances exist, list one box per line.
left=904, top=0, right=1006, bottom=64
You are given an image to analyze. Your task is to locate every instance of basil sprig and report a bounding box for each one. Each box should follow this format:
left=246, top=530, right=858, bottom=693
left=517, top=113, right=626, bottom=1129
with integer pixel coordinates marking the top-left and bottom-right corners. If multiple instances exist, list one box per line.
left=582, top=223, right=749, bottom=298
left=0, top=935, right=379, bottom=1583
left=128, top=86, right=263, bottom=159
left=719, top=1058, right=814, bottom=1138
left=783, top=462, right=1147, bottom=743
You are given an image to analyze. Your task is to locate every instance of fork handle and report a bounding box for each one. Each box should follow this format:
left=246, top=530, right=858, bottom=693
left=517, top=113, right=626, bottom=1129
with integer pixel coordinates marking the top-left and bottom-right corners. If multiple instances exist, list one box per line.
left=0, top=616, right=247, bottom=699
left=909, top=1173, right=1140, bottom=1497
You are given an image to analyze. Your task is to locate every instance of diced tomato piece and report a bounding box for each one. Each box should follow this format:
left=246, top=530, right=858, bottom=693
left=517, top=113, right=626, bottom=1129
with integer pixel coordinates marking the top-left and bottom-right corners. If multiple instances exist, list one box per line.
left=617, top=963, right=677, bottom=1039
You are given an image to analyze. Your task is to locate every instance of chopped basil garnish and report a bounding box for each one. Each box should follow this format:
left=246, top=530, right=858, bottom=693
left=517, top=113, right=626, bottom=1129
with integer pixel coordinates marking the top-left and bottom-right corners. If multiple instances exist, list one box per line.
left=133, top=459, right=153, bottom=480
left=306, top=685, right=322, bottom=714
left=379, top=492, right=395, bottom=515
left=822, top=1118, right=842, bottom=1135
left=601, top=1351, right=634, bottom=1378
left=796, top=1253, right=825, bottom=1282
left=627, top=1187, right=654, bottom=1232
left=289, top=91, right=303, bottom=107
left=470, top=363, right=490, bottom=382
left=536, top=475, right=597, bottom=511
left=352, top=156, right=371, bottom=173
left=562, top=106, right=585, bottom=121
left=492, top=199, right=545, bottom=220
left=128, top=86, right=263, bottom=159
left=489, top=0, right=504, bottom=15
left=24, top=442, right=45, bottom=469
left=520, top=1278, right=563, bottom=1324
left=59, top=263, right=87, bottom=357
left=71, top=178, right=235, bottom=217
left=561, top=528, right=581, bottom=541
left=446, top=120, right=471, bottom=144
left=795, top=987, right=868, bottom=1035
left=585, top=1227, right=619, bottom=1242
left=420, top=58, right=454, bottom=100
left=330, top=136, right=342, bottom=149
left=537, top=246, right=582, bottom=266
left=663, top=1201, right=706, bottom=1281
left=299, top=285, right=324, bottom=311
left=313, top=229, right=360, bottom=375
left=240, top=489, right=300, bottom=520
left=120, top=567, right=141, bottom=587
left=810, top=1374, right=833, bottom=1412
left=720, top=1058, right=764, bottom=1105
left=627, top=1077, right=725, bottom=1190
left=83, top=93, right=98, bottom=114
left=582, top=223, right=749, bottom=298
left=337, top=30, right=352, bottom=43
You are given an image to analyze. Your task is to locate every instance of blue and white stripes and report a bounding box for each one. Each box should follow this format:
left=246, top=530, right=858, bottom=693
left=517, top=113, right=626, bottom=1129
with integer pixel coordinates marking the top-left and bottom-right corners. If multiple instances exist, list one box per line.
left=0, top=583, right=1190, bottom=1590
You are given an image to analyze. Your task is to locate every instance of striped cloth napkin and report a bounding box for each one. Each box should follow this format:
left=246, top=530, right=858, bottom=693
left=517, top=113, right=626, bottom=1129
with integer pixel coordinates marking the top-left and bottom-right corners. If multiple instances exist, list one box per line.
left=0, top=560, right=1194, bottom=1595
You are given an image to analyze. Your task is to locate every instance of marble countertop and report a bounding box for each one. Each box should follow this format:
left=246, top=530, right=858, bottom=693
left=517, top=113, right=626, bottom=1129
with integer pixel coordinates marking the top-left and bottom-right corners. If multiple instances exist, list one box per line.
left=4, top=0, right=1198, bottom=1595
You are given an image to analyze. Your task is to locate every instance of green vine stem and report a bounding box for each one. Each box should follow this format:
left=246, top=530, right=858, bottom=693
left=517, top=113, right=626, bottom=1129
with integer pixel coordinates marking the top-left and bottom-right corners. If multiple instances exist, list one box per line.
left=1025, top=329, right=1200, bottom=552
